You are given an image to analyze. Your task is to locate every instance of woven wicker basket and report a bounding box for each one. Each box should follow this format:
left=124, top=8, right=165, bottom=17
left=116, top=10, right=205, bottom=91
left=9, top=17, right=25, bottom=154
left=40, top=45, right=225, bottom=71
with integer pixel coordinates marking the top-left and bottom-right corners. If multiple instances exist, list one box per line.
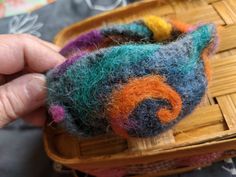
left=44, top=0, right=236, bottom=176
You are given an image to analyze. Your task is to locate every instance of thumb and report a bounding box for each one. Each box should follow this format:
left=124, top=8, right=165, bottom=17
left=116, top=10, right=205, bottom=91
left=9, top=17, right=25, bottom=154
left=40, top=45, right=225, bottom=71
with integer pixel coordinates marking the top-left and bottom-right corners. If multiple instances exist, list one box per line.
left=0, top=73, right=46, bottom=127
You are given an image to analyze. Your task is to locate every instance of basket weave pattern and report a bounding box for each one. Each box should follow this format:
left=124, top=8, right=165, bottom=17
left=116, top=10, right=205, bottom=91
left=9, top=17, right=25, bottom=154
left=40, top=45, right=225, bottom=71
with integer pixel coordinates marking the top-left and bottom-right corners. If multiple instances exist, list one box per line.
left=44, top=0, right=236, bottom=176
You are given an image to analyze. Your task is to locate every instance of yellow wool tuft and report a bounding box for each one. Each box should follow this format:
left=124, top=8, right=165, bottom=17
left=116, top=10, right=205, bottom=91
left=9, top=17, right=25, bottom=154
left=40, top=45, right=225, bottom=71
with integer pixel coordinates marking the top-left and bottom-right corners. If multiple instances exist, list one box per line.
left=143, top=15, right=172, bottom=41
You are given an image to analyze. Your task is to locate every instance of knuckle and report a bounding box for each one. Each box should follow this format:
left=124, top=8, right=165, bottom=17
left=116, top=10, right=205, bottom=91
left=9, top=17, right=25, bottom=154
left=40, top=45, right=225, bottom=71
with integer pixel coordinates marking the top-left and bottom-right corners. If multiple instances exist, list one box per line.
left=0, top=85, right=24, bottom=121
left=17, top=34, right=38, bottom=45
left=18, top=33, right=35, bottom=40
left=18, top=34, right=42, bottom=52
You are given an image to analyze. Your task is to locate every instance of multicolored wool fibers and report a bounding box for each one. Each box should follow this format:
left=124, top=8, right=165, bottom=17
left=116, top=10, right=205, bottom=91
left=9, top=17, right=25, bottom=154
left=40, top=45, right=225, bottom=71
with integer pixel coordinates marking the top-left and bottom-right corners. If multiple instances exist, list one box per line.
left=46, top=16, right=218, bottom=138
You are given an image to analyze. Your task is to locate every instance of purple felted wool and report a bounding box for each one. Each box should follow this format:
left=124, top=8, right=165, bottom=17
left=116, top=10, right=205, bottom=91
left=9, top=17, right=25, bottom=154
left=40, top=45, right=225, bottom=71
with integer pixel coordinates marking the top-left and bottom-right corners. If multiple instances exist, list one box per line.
left=49, top=105, right=65, bottom=123
left=60, top=30, right=103, bottom=58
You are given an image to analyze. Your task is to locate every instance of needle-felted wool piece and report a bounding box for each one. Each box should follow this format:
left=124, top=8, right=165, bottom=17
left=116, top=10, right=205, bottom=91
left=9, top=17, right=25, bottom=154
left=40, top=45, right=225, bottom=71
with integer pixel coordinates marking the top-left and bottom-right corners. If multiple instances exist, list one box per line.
left=46, top=16, right=218, bottom=138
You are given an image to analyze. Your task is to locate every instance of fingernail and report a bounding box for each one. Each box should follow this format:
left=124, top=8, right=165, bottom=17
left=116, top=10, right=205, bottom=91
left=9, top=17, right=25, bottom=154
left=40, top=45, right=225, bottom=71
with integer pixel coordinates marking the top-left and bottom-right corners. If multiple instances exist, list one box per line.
left=54, top=54, right=66, bottom=67
left=25, top=75, right=46, bottom=102
left=50, top=45, right=60, bottom=51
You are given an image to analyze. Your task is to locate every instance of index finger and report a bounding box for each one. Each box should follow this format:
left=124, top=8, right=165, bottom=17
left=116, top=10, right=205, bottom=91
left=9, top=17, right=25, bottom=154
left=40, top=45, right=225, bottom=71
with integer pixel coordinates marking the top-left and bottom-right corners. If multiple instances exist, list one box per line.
left=0, top=34, right=65, bottom=74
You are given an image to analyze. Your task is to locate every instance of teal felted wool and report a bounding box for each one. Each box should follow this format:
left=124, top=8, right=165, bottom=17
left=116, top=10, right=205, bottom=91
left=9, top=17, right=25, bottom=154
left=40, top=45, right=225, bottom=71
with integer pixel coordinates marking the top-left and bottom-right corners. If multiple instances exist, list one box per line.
left=46, top=16, right=218, bottom=138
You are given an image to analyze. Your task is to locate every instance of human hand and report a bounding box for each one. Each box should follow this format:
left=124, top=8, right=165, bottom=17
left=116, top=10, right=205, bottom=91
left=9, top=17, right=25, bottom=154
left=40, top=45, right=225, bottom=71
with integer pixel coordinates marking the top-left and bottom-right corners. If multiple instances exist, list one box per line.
left=0, top=34, right=65, bottom=127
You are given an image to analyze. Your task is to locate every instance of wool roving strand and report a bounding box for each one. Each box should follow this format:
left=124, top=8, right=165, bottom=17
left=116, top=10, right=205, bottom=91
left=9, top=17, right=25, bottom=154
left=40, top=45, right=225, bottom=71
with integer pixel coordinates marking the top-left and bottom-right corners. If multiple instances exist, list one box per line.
left=46, top=16, right=218, bottom=138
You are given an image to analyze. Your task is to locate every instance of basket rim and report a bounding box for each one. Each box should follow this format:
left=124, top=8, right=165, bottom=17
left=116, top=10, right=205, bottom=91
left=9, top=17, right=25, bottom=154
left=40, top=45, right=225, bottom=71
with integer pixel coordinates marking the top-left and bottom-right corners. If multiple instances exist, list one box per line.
left=44, top=125, right=236, bottom=166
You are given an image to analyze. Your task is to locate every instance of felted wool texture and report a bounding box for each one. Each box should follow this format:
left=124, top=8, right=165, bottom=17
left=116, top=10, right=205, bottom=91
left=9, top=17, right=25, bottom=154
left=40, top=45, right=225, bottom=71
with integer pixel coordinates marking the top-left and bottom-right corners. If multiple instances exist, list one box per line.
left=46, top=16, right=218, bottom=138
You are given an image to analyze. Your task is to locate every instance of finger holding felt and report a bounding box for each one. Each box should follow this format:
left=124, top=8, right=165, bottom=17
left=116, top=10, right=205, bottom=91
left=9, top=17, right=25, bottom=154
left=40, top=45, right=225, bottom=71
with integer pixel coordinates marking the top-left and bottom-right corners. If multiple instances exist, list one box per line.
left=0, top=73, right=46, bottom=127
left=0, top=34, right=65, bottom=75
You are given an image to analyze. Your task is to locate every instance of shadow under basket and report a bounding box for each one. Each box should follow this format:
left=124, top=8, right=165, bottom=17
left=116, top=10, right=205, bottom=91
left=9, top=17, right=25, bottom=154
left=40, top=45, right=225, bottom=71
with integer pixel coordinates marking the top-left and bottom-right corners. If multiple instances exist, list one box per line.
left=44, top=0, right=236, bottom=176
